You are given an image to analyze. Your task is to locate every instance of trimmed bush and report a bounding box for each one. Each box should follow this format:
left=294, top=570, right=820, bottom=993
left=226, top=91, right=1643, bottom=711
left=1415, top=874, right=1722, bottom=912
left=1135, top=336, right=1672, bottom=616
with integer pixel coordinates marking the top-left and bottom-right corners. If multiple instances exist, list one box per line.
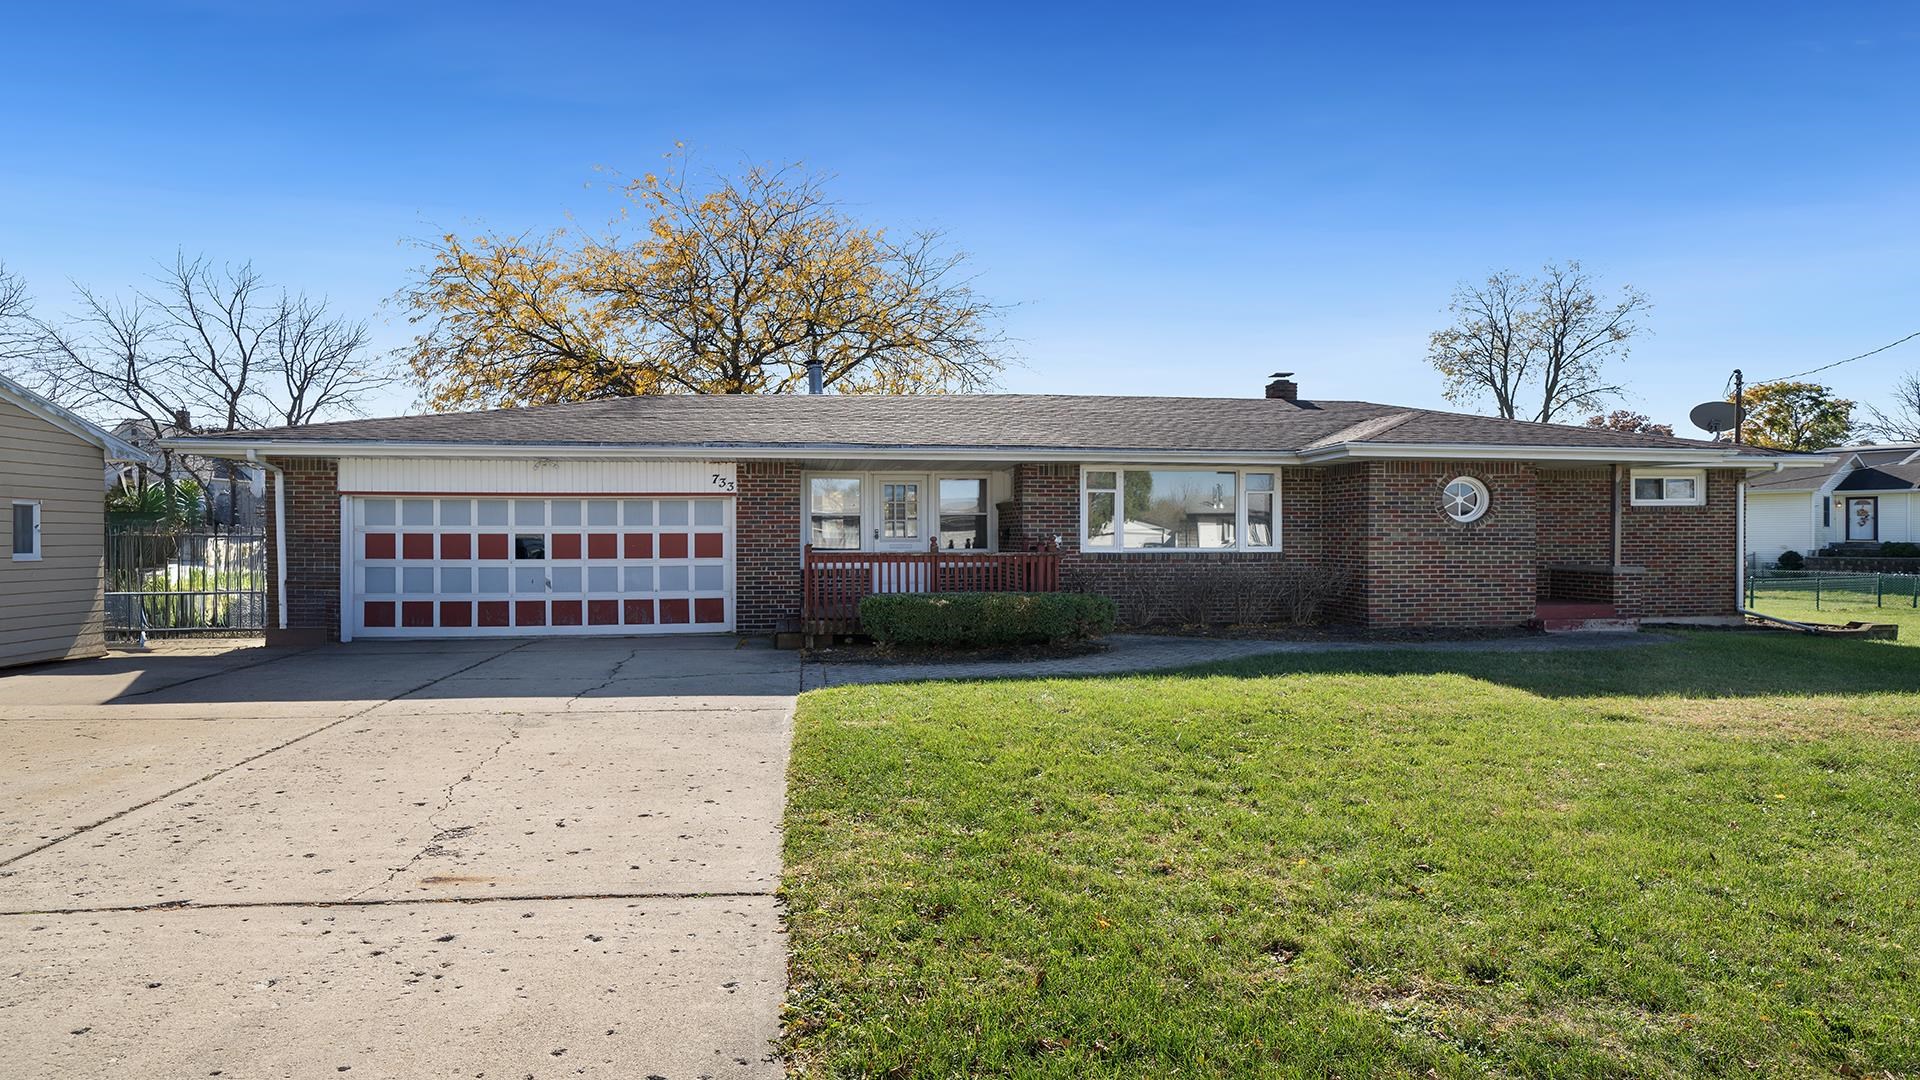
left=1775, top=550, right=1805, bottom=570
left=1880, top=542, right=1920, bottom=559
left=859, top=591, right=1117, bottom=647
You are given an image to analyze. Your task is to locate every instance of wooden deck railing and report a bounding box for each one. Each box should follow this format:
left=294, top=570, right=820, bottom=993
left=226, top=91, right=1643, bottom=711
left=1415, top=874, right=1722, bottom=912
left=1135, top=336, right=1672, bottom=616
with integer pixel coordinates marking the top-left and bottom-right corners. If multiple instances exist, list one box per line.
left=802, top=541, right=1063, bottom=634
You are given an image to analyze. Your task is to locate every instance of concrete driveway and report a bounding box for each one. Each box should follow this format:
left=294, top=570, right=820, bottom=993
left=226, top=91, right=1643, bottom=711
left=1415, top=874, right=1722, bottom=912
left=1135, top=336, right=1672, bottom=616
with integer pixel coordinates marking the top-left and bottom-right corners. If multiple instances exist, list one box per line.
left=0, top=636, right=800, bottom=1079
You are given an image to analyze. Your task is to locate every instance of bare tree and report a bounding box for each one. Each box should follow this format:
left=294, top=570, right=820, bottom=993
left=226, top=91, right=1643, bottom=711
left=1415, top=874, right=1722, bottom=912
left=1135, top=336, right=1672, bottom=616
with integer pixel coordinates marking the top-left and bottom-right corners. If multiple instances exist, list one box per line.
left=1429, top=261, right=1649, bottom=423
left=0, top=262, right=37, bottom=365
left=1861, top=372, right=1920, bottom=443
left=5, top=256, right=396, bottom=524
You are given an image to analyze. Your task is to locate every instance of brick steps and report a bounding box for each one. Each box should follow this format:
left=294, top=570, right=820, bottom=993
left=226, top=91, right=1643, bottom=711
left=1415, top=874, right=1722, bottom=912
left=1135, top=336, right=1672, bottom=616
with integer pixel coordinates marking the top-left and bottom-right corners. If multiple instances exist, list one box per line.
left=1531, top=601, right=1641, bottom=634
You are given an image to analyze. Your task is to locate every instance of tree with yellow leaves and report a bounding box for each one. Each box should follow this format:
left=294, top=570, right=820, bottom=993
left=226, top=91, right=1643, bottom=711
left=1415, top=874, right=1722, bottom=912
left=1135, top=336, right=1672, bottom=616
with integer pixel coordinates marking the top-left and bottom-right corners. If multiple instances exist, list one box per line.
left=398, top=152, right=1011, bottom=408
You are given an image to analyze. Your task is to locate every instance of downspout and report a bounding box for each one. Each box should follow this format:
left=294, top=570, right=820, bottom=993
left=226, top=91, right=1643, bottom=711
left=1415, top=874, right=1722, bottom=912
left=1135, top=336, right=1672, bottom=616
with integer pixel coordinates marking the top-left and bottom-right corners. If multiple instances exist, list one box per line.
left=1735, top=473, right=1746, bottom=614
left=248, top=451, right=288, bottom=633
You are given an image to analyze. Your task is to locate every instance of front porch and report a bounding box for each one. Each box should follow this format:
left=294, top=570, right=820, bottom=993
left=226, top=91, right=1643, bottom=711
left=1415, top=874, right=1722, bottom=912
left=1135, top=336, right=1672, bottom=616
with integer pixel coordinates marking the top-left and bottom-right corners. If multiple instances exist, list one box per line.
left=800, top=541, right=1064, bottom=637
left=1534, top=562, right=1645, bottom=633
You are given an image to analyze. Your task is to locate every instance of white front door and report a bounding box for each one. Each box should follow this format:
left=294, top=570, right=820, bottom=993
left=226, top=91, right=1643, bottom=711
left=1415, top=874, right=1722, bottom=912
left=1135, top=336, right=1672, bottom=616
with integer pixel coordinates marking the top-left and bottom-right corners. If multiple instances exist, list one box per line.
left=1846, top=497, right=1878, bottom=541
left=873, top=476, right=926, bottom=553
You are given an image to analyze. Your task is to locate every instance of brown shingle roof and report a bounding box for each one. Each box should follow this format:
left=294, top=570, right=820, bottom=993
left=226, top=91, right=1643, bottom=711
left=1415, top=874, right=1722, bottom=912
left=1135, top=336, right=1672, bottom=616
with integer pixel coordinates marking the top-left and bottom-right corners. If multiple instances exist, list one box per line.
left=192, top=394, right=1780, bottom=456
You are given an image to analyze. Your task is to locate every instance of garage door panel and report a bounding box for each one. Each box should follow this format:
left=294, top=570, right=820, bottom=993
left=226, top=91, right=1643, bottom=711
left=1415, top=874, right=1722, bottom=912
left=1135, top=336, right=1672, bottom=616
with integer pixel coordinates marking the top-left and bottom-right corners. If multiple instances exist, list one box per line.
left=349, top=494, right=732, bottom=638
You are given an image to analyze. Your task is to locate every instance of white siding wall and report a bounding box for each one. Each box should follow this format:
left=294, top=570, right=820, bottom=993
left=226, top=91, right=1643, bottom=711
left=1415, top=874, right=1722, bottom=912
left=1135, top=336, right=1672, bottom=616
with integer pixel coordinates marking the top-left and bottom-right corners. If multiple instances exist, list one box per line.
left=1746, top=492, right=1816, bottom=564
left=0, top=399, right=108, bottom=668
left=337, top=458, right=737, bottom=495
left=1875, top=493, right=1915, bottom=543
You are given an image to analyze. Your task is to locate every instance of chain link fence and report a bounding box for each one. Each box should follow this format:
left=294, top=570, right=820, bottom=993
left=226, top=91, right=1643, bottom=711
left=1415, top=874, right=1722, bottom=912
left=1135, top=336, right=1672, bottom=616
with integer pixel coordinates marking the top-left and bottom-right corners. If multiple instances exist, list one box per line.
left=1747, top=569, right=1920, bottom=611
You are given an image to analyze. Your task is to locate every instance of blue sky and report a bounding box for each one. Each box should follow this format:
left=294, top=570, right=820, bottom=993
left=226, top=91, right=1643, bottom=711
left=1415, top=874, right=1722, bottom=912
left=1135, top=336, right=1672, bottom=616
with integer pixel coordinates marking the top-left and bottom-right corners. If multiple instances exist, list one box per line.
left=3, top=1, right=1916, bottom=432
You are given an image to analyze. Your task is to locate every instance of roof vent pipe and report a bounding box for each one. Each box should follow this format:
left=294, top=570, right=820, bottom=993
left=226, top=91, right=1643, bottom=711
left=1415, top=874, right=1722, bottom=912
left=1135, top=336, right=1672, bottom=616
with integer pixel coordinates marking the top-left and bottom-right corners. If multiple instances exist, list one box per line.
left=806, top=358, right=824, bottom=395
left=1265, top=372, right=1297, bottom=402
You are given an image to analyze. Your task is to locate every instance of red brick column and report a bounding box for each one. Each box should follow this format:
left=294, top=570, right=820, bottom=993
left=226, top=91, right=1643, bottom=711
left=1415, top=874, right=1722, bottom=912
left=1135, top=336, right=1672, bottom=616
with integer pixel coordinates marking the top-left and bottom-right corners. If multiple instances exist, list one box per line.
left=265, top=457, right=341, bottom=644
left=735, top=460, right=803, bottom=634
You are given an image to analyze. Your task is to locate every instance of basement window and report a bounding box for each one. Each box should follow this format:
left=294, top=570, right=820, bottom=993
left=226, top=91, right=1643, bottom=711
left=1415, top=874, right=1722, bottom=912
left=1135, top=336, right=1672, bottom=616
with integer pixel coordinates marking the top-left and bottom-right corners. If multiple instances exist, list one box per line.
left=1630, top=469, right=1707, bottom=507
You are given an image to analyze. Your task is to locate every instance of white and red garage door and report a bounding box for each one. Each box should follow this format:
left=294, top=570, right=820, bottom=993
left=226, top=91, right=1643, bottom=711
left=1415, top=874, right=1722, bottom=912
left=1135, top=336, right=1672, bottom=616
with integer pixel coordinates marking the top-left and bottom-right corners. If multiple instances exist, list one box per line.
left=340, top=460, right=738, bottom=638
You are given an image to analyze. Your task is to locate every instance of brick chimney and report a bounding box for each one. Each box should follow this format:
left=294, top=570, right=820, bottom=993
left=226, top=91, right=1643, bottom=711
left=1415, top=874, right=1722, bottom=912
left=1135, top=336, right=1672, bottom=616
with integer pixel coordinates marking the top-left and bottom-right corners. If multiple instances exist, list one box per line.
left=1264, top=372, right=1298, bottom=402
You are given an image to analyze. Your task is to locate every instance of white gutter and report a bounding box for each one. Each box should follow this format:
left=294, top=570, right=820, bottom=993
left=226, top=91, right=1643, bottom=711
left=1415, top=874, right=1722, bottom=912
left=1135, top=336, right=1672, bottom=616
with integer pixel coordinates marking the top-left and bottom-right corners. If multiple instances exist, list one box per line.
left=247, top=450, right=288, bottom=633
left=164, top=436, right=1836, bottom=470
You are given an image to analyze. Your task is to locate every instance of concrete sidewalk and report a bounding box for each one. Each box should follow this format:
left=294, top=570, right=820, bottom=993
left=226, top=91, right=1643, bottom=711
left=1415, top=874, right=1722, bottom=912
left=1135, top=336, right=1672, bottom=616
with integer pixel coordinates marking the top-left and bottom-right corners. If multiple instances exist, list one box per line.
left=804, top=629, right=1678, bottom=687
left=0, top=636, right=800, bottom=1080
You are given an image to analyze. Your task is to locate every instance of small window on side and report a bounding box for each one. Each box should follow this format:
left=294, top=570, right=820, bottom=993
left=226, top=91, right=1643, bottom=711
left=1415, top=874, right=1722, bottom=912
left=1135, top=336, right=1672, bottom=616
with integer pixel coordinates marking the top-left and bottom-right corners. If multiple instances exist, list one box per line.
left=11, top=501, right=41, bottom=561
left=1629, top=470, right=1707, bottom=507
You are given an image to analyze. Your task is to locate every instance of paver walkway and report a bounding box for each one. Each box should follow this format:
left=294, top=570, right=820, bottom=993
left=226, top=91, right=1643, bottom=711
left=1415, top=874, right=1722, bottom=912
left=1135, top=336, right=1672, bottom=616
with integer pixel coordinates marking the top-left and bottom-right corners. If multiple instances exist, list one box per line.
left=804, top=630, right=1678, bottom=687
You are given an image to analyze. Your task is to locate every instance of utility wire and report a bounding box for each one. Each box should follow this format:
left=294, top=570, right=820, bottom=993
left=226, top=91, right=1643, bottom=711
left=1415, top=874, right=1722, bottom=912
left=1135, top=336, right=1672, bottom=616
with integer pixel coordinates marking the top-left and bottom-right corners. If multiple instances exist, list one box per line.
left=1755, top=330, right=1920, bottom=384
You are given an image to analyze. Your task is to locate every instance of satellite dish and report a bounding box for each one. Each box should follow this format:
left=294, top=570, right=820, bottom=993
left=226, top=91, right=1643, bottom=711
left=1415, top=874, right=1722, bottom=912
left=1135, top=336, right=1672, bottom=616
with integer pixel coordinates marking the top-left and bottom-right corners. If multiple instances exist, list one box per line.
left=1689, top=401, right=1739, bottom=435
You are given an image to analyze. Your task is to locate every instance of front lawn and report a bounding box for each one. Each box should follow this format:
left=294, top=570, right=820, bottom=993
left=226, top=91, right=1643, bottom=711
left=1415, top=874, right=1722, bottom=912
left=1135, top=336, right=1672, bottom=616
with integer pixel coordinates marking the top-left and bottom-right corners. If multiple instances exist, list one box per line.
left=782, top=630, right=1920, bottom=1077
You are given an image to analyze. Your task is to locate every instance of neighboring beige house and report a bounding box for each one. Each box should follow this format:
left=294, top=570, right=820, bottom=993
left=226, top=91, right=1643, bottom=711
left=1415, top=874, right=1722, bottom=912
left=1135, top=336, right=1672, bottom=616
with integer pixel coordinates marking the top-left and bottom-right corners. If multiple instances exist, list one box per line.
left=1, top=374, right=153, bottom=669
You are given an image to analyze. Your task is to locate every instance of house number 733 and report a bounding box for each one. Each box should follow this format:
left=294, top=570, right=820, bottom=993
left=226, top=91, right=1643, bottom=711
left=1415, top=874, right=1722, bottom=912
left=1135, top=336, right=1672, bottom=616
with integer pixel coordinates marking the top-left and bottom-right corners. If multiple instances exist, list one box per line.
left=710, top=473, right=737, bottom=493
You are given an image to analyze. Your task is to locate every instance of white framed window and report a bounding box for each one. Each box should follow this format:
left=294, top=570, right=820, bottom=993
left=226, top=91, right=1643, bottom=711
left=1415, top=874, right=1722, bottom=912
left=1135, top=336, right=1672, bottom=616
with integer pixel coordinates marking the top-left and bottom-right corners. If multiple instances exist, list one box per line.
left=803, top=472, right=998, bottom=552
left=1442, top=476, right=1490, bottom=523
left=1079, top=467, right=1281, bottom=552
left=1630, top=469, right=1707, bottom=507
left=11, top=500, right=42, bottom=561
left=937, top=477, right=990, bottom=550
left=808, top=477, right=862, bottom=550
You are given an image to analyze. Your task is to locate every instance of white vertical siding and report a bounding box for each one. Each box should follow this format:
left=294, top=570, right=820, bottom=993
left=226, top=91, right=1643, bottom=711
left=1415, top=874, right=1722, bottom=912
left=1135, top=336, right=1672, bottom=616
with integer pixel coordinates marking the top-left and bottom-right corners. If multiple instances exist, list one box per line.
left=1745, top=492, right=1816, bottom=563
left=336, top=458, right=738, bottom=495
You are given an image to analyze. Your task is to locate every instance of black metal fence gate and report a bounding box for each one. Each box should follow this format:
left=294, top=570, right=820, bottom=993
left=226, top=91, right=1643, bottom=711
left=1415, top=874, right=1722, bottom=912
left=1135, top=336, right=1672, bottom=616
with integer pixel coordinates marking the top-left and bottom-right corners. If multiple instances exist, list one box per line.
left=105, top=527, right=268, bottom=641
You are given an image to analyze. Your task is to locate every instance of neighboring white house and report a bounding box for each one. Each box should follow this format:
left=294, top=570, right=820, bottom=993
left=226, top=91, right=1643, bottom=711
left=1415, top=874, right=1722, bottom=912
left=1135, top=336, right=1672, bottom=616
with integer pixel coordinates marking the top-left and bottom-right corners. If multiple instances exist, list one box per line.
left=0, top=374, right=155, bottom=668
left=1745, top=443, right=1920, bottom=564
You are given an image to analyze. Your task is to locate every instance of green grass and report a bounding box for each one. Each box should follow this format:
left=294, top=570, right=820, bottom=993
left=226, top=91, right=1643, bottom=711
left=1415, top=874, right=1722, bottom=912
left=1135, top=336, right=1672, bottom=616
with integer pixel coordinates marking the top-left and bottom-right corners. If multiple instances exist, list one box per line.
left=782, top=630, right=1920, bottom=1077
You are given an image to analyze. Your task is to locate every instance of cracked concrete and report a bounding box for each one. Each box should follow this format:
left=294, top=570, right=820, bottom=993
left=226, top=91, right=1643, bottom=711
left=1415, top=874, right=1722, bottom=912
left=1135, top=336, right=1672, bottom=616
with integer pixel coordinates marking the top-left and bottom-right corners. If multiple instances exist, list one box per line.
left=0, top=635, right=800, bottom=1079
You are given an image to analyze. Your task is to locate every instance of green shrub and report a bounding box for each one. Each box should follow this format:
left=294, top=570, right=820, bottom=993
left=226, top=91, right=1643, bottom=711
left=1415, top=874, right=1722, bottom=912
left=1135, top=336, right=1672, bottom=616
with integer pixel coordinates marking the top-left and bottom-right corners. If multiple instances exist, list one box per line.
left=1775, top=550, right=1805, bottom=570
left=1879, top=542, right=1920, bottom=559
left=859, top=592, right=1117, bottom=647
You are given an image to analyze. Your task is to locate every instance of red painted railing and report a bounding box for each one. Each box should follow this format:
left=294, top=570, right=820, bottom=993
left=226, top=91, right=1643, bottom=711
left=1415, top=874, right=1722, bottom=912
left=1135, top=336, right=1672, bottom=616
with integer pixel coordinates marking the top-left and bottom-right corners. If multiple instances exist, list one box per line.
left=802, top=541, right=1063, bottom=633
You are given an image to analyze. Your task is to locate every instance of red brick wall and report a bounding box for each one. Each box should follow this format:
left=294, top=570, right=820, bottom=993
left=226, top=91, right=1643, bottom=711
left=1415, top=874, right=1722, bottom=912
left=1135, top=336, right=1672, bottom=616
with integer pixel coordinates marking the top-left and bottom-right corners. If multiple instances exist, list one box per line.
left=1621, top=468, right=1741, bottom=618
left=265, top=457, right=341, bottom=642
left=1004, top=463, right=1329, bottom=626
left=1535, top=468, right=1614, bottom=592
left=1008, top=464, right=1078, bottom=551
left=735, top=460, right=802, bottom=634
left=1360, top=461, right=1538, bottom=628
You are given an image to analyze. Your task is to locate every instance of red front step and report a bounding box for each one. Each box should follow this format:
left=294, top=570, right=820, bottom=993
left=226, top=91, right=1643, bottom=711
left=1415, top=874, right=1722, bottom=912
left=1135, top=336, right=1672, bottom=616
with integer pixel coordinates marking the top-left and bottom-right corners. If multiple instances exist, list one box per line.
left=1532, top=601, right=1639, bottom=634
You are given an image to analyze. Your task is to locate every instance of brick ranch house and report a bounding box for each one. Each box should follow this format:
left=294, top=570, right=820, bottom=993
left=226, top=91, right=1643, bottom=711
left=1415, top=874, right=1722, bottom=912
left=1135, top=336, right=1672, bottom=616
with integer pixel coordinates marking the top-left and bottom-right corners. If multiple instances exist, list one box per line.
left=165, top=376, right=1820, bottom=645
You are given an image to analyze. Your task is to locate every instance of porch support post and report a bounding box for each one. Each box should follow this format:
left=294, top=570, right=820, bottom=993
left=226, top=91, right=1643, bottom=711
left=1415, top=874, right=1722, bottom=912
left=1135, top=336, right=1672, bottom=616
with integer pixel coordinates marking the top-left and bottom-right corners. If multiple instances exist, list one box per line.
left=1610, top=463, right=1623, bottom=566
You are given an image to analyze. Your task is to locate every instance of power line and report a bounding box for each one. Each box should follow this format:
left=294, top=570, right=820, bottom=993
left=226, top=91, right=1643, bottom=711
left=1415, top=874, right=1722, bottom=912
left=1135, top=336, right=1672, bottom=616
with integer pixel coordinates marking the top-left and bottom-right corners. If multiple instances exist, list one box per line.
left=1757, top=330, right=1920, bottom=384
